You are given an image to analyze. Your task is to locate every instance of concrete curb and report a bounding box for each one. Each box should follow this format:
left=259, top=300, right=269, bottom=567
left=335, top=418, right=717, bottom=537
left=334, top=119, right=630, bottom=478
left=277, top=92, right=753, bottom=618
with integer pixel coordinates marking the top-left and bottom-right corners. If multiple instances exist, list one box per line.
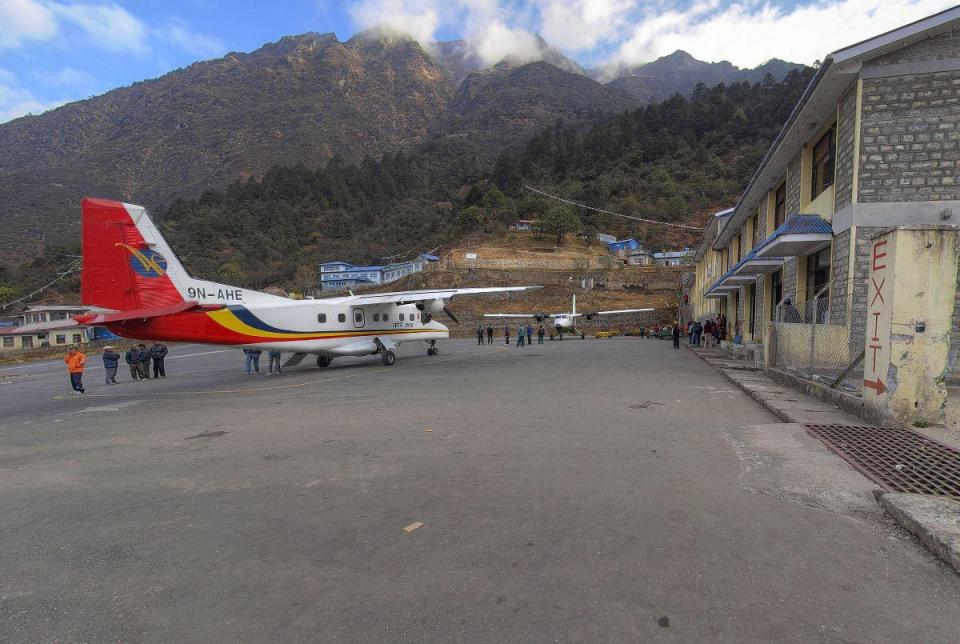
left=688, top=347, right=860, bottom=425
left=875, top=492, right=960, bottom=575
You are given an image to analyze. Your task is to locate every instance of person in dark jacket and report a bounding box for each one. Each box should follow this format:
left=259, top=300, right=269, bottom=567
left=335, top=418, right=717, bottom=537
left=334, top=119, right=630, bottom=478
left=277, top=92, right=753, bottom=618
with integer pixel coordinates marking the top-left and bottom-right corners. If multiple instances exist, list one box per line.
left=267, top=350, right=282, bottom=375
left=537, top=325, right=545, bottom=344
left=125, top=346, right=141, bottom=381
left=102, top=346, right=120, bottom=384
left=136, top=343, right=151, bottom=379
left=477, top=325, right=485, bottom=345
left=672, top=322, right=681, bottom=349
left=486, top=324, right=494, bottom=344
left=526, top=324, right=533, bottom=345
left=504, top=326, right=510, bottom=345
left=150, top=341, right=168, bottom=378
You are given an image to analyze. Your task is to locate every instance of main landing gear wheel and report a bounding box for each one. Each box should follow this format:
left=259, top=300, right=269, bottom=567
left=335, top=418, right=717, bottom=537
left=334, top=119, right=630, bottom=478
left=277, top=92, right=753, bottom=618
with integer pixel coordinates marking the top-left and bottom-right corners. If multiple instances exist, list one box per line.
left=316, top=356, right=332, bottom=368
left=381, top=350, right=396, bottom=366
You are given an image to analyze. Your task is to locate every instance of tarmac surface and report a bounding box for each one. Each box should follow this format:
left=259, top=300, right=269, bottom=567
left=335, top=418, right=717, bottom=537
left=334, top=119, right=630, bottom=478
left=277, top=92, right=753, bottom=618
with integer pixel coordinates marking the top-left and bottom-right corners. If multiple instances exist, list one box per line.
left=1, top=338, right=959, bottom=642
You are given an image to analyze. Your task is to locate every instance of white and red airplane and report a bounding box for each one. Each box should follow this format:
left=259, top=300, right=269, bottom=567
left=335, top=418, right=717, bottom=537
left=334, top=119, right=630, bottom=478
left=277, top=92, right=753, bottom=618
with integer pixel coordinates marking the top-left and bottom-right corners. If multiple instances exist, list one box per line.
left=76, top=198, right=540, bottom=367
left=484, top=295, right=654, bottom=339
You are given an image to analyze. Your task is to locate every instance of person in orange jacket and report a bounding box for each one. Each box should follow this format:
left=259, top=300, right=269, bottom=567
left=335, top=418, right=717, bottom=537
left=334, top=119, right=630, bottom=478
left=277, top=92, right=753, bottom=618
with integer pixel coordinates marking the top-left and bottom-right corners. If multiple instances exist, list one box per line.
left=64, top=346, right=87, bottom=395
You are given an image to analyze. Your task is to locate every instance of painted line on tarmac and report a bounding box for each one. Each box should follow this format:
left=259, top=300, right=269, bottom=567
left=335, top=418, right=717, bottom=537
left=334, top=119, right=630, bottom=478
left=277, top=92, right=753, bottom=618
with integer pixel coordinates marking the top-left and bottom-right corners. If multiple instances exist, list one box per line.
left=52, top=352, right=483, bottom=399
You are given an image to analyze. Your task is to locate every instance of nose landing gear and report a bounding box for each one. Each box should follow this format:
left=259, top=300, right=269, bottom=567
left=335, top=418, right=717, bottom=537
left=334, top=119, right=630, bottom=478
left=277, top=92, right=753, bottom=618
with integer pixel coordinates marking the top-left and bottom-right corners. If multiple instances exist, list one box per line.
left=427, top=340, right=439, bottom=356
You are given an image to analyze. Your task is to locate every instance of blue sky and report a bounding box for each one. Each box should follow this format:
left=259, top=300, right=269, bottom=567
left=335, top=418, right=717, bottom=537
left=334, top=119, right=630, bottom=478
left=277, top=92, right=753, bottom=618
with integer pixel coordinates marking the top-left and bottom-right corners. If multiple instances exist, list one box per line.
left=0, top=0, right=954, bottom=123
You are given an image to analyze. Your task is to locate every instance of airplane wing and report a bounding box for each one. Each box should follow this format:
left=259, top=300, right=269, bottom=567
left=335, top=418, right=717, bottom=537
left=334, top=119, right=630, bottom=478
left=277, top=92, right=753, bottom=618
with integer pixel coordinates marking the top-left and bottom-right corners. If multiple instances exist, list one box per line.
left=588, top=308, right=656, bottom=316
left=483, top=313, right=540, bottom=319
left=74, top=301, right=209, bottom=324
left=346, top=286, right=541, bottom=306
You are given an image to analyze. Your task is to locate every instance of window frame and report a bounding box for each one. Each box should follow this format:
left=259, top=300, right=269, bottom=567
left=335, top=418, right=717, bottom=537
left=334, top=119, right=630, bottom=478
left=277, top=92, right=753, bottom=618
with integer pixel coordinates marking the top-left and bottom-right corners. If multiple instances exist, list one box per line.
left=774, top=183, right=787, bottom=229
left=338, top=313, right=346, bottom=323
left=318, top=313, right=327, bottom=323
left=810, top=126, right=836, bottom=201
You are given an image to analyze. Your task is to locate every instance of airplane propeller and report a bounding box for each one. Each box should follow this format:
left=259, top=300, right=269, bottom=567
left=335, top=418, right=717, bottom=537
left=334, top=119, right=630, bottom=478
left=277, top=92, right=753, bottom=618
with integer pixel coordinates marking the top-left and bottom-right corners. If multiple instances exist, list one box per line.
left=443, top=306, right=460, bottom=325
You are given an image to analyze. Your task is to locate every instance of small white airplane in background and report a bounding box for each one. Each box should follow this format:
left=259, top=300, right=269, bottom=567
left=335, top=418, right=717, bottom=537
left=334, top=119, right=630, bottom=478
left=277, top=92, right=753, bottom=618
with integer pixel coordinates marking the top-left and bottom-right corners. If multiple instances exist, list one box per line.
left=484, top=295, right=654, bottom=339
left=76, top=198, right=541, bottom=367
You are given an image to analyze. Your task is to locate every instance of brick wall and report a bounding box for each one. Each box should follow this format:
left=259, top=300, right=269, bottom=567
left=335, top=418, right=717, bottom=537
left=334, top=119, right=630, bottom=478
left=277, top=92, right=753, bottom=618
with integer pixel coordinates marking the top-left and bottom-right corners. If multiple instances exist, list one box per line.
left=753, top=276, right=765, bottom=340
left=829, top=230, right=851, bottom=325
left=859, top=28, right=960, bottom=203
left=849, top=227, right=884, bottom=361
left=834, top=84, right=858, bottom=211
left=783, top=257, right=799, bottom=301
left=758, top=195, right=769, bottom=240
left=786, top=154, right=802, bottom=214
left=868, top=27, right=960, bottom=65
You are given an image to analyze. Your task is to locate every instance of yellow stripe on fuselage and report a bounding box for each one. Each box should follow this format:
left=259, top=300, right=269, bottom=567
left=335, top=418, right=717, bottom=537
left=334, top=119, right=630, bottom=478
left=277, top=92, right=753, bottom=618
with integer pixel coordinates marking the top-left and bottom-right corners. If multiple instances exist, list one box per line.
left=206, top=308, right=439, bottom=340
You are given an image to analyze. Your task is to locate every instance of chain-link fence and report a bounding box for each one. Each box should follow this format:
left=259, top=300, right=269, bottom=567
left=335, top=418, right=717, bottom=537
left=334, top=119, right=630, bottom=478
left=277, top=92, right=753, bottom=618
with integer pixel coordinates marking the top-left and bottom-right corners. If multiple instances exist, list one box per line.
left=773, top=298, right=863, bottom=394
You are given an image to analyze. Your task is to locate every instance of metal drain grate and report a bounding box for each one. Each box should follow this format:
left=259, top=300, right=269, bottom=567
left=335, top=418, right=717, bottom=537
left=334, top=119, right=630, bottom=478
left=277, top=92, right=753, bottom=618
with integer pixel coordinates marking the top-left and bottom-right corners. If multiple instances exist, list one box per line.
left=805, top=424, right=960, bottom=498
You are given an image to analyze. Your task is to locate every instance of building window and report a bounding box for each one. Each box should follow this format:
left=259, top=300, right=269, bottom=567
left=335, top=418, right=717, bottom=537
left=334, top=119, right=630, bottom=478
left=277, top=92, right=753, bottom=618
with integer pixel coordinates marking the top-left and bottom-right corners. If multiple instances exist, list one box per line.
left=770, top=270, right=783, bottom=320
left=50, top=312, right=68, bottom=320
left=318, top=313, right=326, bottom=323
left=811, top=127, right=835, bottom=200
left=56, top=334, right=66, bottom=344
left=338, top=313, right=346, bottom=323
left=72, top=334, right=82, bottom=343
left=806, top=247, right=831, bottom=302
left=2, top=337, right=13, bottom=348
left=751, top=214, right=760, bottom=247
left=774, top=183, right=786, bottom=229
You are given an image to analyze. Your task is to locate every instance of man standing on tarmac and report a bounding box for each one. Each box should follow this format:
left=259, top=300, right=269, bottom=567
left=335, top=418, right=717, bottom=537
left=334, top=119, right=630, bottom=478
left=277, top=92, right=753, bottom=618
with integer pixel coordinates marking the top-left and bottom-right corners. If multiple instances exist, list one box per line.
left=150, top=341, right=168, bottom=378
left=477, top=325, right=485, bottom=345
left=64, top=346, right=87, bottom=395
left=537, top=325, right=545, bottom=344
left=136, top=343, right=151, bottom=379
left=125, top=345, right=140, bottom=380
left=101, top=346, right=120, bottom=385
left=526, top=324, right=533, bottom=346
left=672, top=322, right=681, bottom=349
left=486, top=324, right=494, bottom=344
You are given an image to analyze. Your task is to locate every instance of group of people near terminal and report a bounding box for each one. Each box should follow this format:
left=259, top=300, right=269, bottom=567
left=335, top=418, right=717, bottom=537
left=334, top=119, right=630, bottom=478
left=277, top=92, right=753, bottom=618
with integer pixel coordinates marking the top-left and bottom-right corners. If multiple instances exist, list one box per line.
left=63, top=341, right=169, bottom=395
left=476, top=324, right=547, bottom=347
left=683, top=314, right=728, bottom=349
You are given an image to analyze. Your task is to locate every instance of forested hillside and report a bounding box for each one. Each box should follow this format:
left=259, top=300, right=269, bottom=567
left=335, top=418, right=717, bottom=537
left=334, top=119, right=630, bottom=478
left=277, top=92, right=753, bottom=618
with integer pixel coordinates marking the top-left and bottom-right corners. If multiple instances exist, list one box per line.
left=151, top=68, right=814, bottom=289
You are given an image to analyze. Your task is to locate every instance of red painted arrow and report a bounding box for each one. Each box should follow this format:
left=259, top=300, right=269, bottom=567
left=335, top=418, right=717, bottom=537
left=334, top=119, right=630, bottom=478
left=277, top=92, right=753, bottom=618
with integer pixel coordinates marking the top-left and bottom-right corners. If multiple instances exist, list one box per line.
left=864, top=378, right=887, bottom=394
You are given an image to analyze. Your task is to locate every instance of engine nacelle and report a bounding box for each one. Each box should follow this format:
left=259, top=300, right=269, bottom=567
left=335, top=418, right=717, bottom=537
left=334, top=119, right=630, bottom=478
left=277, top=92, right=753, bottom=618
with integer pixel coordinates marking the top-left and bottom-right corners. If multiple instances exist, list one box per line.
left=416, top=298, right=446, bottom=323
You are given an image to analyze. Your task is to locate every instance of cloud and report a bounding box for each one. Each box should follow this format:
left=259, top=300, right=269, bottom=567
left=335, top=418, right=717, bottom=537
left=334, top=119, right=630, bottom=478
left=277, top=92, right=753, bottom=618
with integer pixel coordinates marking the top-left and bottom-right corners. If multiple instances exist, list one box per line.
left=0, top=0, right=58, bottom=49
left=157, top=21, right=227, bottom=59
left=611, top=0, right=959, bottom=68
left=0, top=67, right=66, bottom=122
left=349, top=0, right=441, bottom=45
left=539, top=0, right=636, bottom=53
left=51, top=2, right=148, bottom=53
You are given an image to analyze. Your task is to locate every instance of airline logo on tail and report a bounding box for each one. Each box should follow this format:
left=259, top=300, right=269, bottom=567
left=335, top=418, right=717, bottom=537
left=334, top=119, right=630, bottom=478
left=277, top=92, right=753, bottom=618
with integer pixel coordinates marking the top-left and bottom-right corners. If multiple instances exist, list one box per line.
left=116, top=243, right=167, bottom=278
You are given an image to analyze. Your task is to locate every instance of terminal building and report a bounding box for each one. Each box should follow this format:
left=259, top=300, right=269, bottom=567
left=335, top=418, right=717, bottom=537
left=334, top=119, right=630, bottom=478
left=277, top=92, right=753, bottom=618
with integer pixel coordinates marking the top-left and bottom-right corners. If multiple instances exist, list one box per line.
left=319, top=255, right=439, bottom=292
left=689, top=9, right=960, bottom=410
left=0, top=305, right=109, bottom=353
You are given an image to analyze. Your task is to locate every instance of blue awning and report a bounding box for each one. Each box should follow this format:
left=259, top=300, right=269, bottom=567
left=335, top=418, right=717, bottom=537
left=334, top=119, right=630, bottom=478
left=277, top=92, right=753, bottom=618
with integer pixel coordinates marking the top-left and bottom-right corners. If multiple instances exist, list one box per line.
left=754, top=214, right=832, bottom=258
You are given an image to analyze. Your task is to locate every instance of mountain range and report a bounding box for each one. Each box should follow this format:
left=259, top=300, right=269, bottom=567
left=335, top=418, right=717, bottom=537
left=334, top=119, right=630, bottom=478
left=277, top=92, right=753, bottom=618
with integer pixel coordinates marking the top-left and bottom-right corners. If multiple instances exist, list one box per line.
left=0, top=31, right=804, bottom=261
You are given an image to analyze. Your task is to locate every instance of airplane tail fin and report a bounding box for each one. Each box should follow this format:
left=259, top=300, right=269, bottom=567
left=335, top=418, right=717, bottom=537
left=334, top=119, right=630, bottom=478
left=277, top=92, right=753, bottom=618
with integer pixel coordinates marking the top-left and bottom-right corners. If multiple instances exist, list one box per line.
left=81, top=198, right=189, bottom=311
